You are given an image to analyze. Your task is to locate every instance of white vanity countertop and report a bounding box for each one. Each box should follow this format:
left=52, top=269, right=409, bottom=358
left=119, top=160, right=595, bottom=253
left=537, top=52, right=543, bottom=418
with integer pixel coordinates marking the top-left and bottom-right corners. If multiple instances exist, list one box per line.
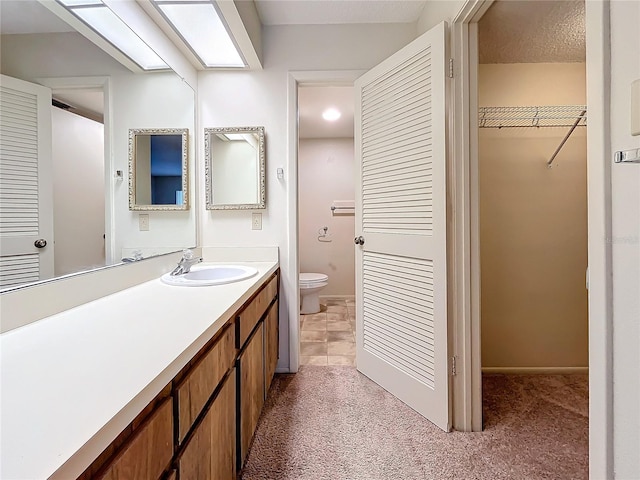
left=0, top=261, right=279, bottom=480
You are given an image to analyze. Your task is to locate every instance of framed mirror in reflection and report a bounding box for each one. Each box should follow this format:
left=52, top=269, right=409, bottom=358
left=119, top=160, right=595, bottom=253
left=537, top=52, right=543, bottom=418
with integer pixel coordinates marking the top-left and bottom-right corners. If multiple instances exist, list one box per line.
left=205, top=126, right=266, bottom=210
left=129, top=128, right=189, bottom=211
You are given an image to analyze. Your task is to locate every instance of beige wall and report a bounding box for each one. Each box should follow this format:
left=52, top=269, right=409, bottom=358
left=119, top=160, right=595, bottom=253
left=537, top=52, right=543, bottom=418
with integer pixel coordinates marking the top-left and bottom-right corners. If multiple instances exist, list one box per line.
left=479, top=63, right=588, bottom=369
left=299, top=138, right=355, bottom=296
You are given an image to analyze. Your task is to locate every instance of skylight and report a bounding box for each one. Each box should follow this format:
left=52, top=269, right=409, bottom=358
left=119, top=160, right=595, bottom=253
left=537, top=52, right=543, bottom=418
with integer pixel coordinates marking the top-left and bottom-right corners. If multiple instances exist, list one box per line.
left=57, top=0, right=168, bottom=70
left=152, top=0, right=245, bottom=68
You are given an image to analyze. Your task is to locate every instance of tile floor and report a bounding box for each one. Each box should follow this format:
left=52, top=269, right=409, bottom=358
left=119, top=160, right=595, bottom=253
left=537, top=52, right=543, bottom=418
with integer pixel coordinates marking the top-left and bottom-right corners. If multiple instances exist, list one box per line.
left=299, top=296, right=356, bottom=366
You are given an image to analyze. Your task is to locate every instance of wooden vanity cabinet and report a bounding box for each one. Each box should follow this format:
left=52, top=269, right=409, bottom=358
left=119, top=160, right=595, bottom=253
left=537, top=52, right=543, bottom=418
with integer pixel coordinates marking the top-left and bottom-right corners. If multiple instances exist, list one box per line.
left=179, top=371, right=236, bottom=480
left=77, top=270, right=279, bottom=480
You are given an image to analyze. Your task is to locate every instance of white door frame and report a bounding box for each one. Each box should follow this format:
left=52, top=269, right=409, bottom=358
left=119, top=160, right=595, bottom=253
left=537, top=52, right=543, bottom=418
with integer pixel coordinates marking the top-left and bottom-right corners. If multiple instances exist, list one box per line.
left=450, top=1, right=613, bottom=478
left=286, top=70, right=365, bottom=373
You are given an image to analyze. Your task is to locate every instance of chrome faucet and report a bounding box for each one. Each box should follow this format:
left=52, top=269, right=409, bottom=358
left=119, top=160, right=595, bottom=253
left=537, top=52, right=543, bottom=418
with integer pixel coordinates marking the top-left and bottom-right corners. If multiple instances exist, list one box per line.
left=170, top=249, right=203, bottom=276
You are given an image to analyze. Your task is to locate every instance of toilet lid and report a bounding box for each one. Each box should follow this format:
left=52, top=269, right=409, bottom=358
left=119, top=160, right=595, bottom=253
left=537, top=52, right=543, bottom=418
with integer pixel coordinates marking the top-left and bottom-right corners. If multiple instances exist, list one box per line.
left=300, top=273, right=328, bottom=283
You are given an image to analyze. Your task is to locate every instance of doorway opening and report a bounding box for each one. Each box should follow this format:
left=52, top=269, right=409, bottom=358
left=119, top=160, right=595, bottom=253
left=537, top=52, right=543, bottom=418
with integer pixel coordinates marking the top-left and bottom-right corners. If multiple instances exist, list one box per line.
left=50, top=86, right=106, bottom=276
left=297, top=84, right=356, bottom=367
left=474, top=0, right=589, bottom=437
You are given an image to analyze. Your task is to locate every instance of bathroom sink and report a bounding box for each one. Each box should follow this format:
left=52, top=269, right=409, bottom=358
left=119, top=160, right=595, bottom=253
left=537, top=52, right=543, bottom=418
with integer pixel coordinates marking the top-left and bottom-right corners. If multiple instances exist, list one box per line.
left=161, top=265, right=258, bottom=287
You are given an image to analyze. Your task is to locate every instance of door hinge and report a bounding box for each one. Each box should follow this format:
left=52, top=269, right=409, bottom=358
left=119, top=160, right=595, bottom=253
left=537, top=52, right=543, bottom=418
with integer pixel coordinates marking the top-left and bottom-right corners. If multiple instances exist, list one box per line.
left=450, top=356, right=457, bottom=376
left=448, top=58, right=454, bottom=78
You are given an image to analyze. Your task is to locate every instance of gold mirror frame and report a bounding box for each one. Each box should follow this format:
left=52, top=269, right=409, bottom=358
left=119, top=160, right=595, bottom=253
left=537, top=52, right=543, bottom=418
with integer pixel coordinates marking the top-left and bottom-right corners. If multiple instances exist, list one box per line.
left=205, top=126, right=266, bottom=210
left=128, top=128, right=189, bottom=211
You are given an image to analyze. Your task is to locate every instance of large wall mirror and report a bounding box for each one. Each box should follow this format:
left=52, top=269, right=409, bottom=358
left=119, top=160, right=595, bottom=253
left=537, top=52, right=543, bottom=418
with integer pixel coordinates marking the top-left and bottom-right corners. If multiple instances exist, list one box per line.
left=0, top=0, right=196, bottom=291
left=129, top=128, right=189, bottom=211
left=205, top=126, right=266, bottom=210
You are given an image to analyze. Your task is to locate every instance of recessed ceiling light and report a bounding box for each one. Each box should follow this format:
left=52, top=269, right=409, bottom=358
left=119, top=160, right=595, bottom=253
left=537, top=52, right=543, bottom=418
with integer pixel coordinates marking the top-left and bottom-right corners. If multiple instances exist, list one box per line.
left=322, top=108, right=341, bottom=122
left=56, top=0, right=168, bottom=71
left=152, top=0, right=245, bottom=68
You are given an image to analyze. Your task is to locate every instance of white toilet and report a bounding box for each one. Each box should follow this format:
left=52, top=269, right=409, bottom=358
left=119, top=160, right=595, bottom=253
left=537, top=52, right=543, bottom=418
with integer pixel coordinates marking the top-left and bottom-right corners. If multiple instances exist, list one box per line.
left=299, top=273, right=329, bottom=314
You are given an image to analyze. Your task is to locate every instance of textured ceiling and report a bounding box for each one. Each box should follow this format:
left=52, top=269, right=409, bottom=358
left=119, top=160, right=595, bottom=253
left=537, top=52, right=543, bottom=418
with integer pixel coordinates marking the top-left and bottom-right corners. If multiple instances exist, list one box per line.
left=254, top=0, right=427, bottom=25
left=479, top=0, right=585, bottom=64
left=299, top=86, right=354, bottom=139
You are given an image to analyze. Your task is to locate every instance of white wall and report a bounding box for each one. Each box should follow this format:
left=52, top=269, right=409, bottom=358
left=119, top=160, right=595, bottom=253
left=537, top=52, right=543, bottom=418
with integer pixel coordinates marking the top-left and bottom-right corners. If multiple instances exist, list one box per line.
left=609, top=1, right=640, bottom=477
left=299, top=138, right=355, bottom=297
left=198, top=23, right=416, bottom=370
left=51, top=107, right=105, bottom=276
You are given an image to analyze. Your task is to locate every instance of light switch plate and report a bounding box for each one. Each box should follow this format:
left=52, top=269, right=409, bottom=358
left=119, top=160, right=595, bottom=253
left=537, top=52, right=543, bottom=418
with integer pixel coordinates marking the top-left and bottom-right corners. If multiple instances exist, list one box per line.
left=251, top=213, right=262, bottom=230
left=139, top=214, right=149, bottom=231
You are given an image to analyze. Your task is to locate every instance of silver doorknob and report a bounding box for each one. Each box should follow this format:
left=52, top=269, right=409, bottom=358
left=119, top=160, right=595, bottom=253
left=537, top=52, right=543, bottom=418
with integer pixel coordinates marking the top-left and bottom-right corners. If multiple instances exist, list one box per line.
left=354, top=236, right=365, bottom=246
left=34, top=239, right=47, bottom=248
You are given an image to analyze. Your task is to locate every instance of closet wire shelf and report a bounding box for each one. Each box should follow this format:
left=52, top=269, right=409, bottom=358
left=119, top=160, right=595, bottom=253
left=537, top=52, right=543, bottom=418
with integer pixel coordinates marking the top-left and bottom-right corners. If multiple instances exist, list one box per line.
left=479, top=105, right=587, bottom=129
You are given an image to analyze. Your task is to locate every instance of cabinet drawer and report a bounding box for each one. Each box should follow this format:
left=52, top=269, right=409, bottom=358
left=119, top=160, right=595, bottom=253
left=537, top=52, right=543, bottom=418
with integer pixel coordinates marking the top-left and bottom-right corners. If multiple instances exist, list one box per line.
left=177, top=324, right=235, bottom=443
left=97, top=398, right=173, bottom=480
left=238, top=274, right=278, bottom=347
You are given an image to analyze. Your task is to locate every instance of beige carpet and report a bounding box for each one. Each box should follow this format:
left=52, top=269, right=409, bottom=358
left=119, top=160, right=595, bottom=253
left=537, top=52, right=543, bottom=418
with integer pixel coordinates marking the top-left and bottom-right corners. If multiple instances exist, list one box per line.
left=241, top=367, right=588, bottom=480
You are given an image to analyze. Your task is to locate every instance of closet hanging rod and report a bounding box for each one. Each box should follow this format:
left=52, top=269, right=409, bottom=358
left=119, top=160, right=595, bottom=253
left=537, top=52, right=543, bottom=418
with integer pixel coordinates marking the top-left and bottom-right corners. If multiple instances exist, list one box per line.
left=479, top=105, right=587, bottom=129
left=547, top=109, right=587, bottom=168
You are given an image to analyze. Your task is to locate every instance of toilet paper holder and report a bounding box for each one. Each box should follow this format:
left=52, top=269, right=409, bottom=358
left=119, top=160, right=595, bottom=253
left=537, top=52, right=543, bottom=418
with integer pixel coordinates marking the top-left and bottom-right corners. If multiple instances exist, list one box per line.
left=317, top=226, right=332, bottom=242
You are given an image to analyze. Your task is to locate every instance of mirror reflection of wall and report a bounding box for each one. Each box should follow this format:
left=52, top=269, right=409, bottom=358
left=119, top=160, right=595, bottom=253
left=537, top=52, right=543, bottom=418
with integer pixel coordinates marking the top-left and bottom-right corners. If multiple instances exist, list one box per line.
left=0, top=0, right=196, bottom=291
left=131, top=131, right=187, bottom=208
left=211, top=133, right=260, bottom=205
left=52, top=104, right=106, bottom=276
left=206, top=127, right=266, bottom=210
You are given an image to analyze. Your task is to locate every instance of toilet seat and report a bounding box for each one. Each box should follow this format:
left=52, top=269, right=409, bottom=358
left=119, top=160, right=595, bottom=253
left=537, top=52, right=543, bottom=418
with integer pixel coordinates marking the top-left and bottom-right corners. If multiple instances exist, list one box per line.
left=300, top=273, right=328, bottom=286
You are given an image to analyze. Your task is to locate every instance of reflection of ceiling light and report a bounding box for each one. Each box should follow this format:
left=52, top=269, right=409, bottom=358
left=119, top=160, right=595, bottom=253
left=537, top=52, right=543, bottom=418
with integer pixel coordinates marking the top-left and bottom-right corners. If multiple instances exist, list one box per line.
left=56, top=0, right=168, bottom=71
left=217, top=133, right=246, bottom=141
left=322, top=108, right=341, bottom=121
left=151, top=0, right=245, bottom=68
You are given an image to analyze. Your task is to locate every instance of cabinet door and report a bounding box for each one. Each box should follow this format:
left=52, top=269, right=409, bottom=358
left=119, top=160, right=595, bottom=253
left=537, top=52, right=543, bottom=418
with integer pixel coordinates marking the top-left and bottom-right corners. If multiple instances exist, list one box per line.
left=264, top=300, right=279, bottom=396
left=179, top=371, right=236, bottom=480
left=238, top=323, right=265, bottom=466
left=97, top=398, right=173, bottom=480
left=176, top=324, right=235, bottom=443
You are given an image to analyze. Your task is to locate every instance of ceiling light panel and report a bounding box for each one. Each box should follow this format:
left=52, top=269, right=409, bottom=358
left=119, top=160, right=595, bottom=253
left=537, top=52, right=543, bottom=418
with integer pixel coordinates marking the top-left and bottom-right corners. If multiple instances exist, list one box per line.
left=153, top=1, right=245, bottom=68
left=58, top=0, right=103, bottom=6
left=56, top=0, right=168, bottom=70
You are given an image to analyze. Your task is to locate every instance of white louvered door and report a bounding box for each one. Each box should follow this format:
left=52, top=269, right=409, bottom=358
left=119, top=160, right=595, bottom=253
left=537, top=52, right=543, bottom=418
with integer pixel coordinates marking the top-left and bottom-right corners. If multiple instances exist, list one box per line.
left=355, top=22, right=449, bottom=431
left=0, top=75, right=54, bottom=289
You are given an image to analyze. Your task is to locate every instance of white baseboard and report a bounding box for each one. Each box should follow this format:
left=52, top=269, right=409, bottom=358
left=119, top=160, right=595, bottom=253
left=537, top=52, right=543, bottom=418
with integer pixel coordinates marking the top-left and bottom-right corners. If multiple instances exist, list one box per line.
left=482, top=366, right=589, bottom=374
